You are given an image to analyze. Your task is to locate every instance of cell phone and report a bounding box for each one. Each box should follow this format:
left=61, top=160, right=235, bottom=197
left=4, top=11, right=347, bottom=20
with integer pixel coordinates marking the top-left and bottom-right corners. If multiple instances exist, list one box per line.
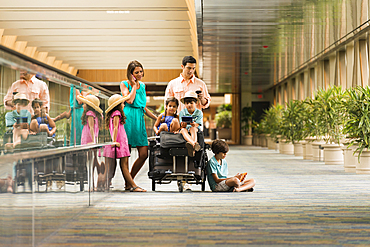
left=196, top=90, right=202, bottom=94
left=182, top=116, right=193, bottom=124
left=131, top=74, right=136, bottom=81
left=240, top=172, right=248, bottom=181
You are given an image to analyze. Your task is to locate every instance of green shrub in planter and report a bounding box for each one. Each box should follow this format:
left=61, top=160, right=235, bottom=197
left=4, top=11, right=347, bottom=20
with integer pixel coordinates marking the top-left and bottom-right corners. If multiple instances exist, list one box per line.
left=241, top=106, right=255, bottom=136
left=344, top=86, right=370, bottom=158
left=315, top=86, right=347, bottom=144
left=261, top=104, right=283, bottom=142
left=303, top=96, right=325, bottom=140
left=215, top=110, right=232, bottom=128
left=281, top=100, right=305, bottom=144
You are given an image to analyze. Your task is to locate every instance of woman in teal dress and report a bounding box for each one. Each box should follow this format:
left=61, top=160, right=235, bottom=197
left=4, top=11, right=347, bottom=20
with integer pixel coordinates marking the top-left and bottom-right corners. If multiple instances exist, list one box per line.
left=53, top=84, right=84, bottom=145
left=70, top=85, right=84, bottom=145
left=121, top=60, right=156, bottom=191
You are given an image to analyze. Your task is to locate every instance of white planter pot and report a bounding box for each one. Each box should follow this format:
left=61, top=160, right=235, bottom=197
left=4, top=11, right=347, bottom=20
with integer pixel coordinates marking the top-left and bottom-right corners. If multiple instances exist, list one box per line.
left=312, top=141, right=325, bottom=161
left=279, top=141, right=284, bottom=154
left=356, top=150, right=370, bottom=174
left=243, top=135, right=253, bottom=146
left=293, top=143, right=303, bottom=156
left=322, top=144, right=344, bottom=165
left=260, top=134, right=267, bottom=147
left=305, top=142, right=314, bottom=160
left=342, top=146, right=356, bottom=173
left=281, top=141, right=294, bottom=155
left=267, top=137, right=275, bottom=150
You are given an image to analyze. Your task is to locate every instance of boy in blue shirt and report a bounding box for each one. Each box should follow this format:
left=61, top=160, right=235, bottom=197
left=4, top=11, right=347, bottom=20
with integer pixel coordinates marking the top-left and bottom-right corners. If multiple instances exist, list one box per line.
left=179, top=91, right=203, bottom=157
left=207, top=139, right=256, bottom=192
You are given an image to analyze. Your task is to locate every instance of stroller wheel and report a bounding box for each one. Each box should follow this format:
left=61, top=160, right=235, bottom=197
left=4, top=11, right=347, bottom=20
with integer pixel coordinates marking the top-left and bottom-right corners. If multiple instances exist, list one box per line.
left=152, top=179, right=156, bottom=191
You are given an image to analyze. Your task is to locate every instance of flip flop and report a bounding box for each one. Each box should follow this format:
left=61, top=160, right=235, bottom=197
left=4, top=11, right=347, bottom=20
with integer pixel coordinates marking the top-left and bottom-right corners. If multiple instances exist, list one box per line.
left=130, top=186, right=147, bottom=192
left=186, top=142, right=195, bottom=157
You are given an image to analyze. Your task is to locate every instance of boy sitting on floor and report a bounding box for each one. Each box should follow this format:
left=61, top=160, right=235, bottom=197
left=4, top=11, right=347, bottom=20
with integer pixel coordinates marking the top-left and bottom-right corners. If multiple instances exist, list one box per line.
left=207, top=139, right=256, bottom=192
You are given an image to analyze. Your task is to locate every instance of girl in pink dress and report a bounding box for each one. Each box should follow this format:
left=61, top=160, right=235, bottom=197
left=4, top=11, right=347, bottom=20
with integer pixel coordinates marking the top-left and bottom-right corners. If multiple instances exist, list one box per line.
left=104, top=94, right=146, bottom=192
left=78, top=94, right=104, bottom=191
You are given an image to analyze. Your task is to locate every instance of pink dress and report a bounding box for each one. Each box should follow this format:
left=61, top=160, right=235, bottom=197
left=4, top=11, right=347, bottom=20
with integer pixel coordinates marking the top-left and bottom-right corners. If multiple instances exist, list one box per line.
left=81, top=111, right=99, bottom=145
left=103, top=110, right=130, bottom=158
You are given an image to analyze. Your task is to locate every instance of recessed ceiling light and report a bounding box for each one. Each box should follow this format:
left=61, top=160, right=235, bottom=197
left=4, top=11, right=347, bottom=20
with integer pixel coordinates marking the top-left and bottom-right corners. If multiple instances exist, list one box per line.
left=106, top=10, right=130, bottom=14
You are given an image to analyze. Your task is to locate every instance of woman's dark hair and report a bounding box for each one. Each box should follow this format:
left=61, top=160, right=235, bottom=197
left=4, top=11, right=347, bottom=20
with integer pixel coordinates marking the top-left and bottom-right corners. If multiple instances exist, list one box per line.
left=211, top=139, right=229, bottom=154
left=105, top=104, right=126, bottom=130
left=161, top=97, right=179, bottom=124
left=81, top=105, right=102, bottom=128
left=182, top=56, right=197, bottom=66
left=127, top=60, right=144, bottom=82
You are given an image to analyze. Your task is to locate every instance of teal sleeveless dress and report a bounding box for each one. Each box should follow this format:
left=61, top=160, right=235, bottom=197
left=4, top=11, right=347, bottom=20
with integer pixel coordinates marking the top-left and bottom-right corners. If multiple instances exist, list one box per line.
left=121, top=80, right=148, bottom=147
left=70, top=85, right=84, bottom=146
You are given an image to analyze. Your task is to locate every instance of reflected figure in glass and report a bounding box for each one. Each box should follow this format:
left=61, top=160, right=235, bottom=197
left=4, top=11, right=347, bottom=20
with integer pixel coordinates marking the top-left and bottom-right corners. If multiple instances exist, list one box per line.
left=78, top=94, right=104, bottom=191
left=30, top=98, right=56, bottom=137
left=3, top=71, right=50, bottom=115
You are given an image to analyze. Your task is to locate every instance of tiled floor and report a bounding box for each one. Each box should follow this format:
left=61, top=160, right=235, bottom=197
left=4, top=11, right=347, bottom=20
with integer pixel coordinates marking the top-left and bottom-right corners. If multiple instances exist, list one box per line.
left=2, top=146, right=370, bottom=246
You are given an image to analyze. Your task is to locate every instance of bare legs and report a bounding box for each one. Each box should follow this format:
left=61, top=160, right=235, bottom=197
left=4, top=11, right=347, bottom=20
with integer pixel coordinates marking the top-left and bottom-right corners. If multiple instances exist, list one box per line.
left=225, top=177, right=256, bottom=192
left=106, top=149, right=147, bottom=192
left=119, top=157, right=138, bottom=190
left=156, top=118, right=180, bottom=135
left=180, top=127, right=198, bottom=146
left=129, top=145, right=148, bottom=180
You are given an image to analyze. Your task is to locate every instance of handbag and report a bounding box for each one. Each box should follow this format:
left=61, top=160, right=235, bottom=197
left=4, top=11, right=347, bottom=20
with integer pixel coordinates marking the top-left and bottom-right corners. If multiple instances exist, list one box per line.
left=160, top=131, right=186, bottom=148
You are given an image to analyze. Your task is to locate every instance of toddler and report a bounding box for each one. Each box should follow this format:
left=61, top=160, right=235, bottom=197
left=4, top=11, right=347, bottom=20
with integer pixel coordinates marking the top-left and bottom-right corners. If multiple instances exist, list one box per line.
left=153, top=97, right=180, bottom=135
left=30, top=98, right=56, bottom=137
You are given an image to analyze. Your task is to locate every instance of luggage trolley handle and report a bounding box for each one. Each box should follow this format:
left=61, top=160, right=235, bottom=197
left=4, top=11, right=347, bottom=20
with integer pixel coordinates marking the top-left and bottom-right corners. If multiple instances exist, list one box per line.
left=169, top=148, right=189, bottom=174
left=172, top=155, right=188, bottom=173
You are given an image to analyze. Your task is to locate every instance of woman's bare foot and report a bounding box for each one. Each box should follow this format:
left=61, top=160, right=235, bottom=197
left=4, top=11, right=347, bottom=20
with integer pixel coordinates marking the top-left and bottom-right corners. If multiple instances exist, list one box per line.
left=130, top=186, right=147, bottom=192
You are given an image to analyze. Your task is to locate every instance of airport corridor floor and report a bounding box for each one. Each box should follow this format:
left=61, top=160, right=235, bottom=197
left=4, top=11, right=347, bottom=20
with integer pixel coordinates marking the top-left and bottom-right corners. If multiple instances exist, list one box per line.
left=3, top=146, right=370, bottom=246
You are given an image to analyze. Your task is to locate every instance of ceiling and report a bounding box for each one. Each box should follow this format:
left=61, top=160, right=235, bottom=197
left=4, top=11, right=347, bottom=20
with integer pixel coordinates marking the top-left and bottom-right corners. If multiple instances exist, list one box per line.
left=0, top=0, right=345, bottom=94
left=0, top=0, right=196, bottom=71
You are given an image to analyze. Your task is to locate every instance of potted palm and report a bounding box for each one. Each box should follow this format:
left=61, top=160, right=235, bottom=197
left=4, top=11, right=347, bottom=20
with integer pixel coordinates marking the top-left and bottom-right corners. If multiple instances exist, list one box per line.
left=215, top=104, right=232, bottom=140
left=280, top=100, right=305, bottom=155
left=241, top=106, right=255, bottom=145
left=344, top=86, right=370, bottom=174
left=315, top=86, right=347, bottom=165
left=261, top=104, right=283, bottom=150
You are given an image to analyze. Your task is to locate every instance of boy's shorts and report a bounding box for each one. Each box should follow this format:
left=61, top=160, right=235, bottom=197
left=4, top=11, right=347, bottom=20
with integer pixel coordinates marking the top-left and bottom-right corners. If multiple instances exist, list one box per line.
left=214, top=180, right=234, bottom=192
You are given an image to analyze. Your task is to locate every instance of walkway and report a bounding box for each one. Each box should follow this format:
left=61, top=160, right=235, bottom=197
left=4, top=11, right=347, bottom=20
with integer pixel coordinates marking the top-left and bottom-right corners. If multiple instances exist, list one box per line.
left=5, top=146, right=370, bottom=246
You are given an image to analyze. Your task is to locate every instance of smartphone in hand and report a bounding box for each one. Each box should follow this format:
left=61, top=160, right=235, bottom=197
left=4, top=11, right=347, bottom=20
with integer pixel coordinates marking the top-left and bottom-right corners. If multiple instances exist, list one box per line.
left=131, top=74, right=136, bottom=81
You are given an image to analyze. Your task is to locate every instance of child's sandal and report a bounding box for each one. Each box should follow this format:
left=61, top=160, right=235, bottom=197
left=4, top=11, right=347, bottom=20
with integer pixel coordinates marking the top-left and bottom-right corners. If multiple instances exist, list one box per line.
left=186, top=142, right=195, bottom=157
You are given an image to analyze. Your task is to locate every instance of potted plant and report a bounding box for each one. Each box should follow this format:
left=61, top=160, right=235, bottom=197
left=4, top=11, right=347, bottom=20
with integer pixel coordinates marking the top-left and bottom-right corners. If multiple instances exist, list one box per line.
left=315, top=86, right=347, bottom=165
left=280, top=100, right=305, bottom=155
left=344, top=86, right=370, bottom=174
left=215, top=104, right=232, bottom=140
left=241, top=106, right=255, bottom=145
left=260, top=104, right=283, bottom=149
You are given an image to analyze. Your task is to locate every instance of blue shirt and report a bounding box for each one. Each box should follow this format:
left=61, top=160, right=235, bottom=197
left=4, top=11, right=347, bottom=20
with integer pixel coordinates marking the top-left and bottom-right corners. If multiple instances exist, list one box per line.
left=5, top=109, right=32, bottom=128
left=179, top=108, right=203, bottom=130
left=206, top=156, right=228, bottom=191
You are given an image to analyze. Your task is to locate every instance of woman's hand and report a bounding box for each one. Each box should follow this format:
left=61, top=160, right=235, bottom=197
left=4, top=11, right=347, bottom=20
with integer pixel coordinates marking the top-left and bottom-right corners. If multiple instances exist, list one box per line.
left=180, top=122, right=187, bottom=128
